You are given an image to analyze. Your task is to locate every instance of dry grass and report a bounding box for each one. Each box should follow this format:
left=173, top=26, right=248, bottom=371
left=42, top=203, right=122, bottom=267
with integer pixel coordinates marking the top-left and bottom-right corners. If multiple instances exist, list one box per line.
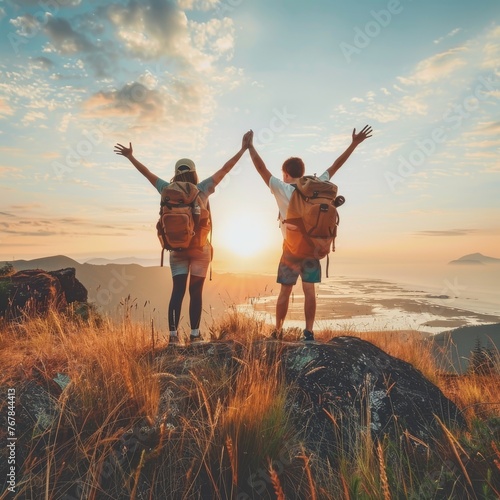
left=0, top=308, right=499, bottom=499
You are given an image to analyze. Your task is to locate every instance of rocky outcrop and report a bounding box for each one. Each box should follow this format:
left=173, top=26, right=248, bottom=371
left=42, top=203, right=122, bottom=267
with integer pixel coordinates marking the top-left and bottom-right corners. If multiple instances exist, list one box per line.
left=281, top=336, right=465, bottom=458
left=0, top=268, right=88, bottom=318
left=1, top=338, right=468, bottom=499
left=115, top=338, right=465, bottom=477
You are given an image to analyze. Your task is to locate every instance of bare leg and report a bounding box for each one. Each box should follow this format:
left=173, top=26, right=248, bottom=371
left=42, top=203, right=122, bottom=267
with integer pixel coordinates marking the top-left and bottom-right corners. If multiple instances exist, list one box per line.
left=276, top=284, right=293, bottom=331
left=302, top=281, right=316, bottom=332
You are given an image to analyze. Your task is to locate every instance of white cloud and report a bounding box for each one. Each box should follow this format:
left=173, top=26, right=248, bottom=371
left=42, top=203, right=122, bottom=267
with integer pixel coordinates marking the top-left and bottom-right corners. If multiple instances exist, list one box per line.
left=106, top=0, right=235, bottom=74
left=0, top=98, right=14, bottom=118
left=398, top=47, right=467, bottom=86
left=22, top=110, right=48, bottom=126
left=178, top=0, right=220, bottom=10
left=433, top=28, right=462, bottom=45
left=10, top=14, right=41, bottom=37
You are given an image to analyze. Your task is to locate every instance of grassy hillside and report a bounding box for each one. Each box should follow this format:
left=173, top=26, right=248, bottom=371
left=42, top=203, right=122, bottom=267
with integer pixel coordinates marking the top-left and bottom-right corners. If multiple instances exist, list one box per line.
left=0, top=310, right=499, bottom=499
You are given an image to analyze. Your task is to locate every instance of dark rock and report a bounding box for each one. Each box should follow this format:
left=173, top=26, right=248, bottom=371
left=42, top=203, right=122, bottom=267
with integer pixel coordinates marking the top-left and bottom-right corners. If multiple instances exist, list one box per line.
left=281, top=336, right=466, bottom=458
left=0, top=380, right=61, bottom=485
left=0, top=267, right=88, bottom=318
left=49, top=268, right=88, bottom=304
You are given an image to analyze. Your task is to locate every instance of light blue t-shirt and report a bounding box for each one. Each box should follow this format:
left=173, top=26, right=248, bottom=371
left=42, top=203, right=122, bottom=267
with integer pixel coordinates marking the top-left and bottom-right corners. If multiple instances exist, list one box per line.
left=155, top=176, right=216, bottom=204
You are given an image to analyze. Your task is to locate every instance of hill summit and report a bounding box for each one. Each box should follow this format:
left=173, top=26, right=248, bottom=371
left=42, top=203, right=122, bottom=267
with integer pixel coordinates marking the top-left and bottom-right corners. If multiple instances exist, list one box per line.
left=449, top=253, right=500, bottom=265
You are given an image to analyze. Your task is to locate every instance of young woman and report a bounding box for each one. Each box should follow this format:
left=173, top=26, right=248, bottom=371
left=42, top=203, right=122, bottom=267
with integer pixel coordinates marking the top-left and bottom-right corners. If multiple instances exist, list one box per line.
left=114, top=132, right=251, bottom=343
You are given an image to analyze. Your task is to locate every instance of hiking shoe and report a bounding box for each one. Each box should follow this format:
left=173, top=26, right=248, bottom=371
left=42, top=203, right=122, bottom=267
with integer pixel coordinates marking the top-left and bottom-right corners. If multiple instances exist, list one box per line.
left=169, top=334, right=179, bottom=344
left=270, top=330, right=283, bottom=340
left=189, top=334, right=203, bottom=343
left=302, top=330, right=315, bottom=342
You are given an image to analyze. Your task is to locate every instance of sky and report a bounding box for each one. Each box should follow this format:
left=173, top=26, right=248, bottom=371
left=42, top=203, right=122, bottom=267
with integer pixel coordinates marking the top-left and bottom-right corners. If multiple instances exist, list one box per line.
left=0, top=0, right=499, bottom=274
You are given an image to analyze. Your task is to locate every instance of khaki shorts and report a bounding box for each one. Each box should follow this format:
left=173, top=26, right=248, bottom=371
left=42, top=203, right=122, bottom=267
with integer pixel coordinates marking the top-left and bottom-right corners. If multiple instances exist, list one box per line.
left=169, top=244, right=212, bottom=278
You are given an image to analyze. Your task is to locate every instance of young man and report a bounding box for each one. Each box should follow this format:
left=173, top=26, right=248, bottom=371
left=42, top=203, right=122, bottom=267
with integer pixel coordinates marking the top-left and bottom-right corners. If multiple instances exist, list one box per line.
left=246, top=126, right=372, bottom=341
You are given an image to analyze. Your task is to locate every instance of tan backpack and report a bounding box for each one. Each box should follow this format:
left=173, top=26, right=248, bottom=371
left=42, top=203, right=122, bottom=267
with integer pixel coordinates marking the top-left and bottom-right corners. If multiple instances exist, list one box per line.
left=283, top=175, right=344, bottom=275
left=156, top=182, right=211, bottom=266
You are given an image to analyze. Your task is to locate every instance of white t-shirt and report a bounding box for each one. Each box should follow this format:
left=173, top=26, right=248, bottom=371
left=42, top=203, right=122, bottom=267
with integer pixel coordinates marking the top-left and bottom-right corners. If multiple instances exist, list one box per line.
left=269, top=170, right=330, bottom=239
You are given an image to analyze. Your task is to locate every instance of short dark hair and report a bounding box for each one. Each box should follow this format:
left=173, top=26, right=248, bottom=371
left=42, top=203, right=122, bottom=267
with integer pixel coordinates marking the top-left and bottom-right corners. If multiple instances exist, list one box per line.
left=282, top=157, right=305, bottom=178
left=171, top=171, right=199, bottom=184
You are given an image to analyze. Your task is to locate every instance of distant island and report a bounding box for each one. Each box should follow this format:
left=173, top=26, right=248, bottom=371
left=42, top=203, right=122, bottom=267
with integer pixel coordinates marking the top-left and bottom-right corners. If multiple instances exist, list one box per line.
left=449, top=252, right=500, bottom=265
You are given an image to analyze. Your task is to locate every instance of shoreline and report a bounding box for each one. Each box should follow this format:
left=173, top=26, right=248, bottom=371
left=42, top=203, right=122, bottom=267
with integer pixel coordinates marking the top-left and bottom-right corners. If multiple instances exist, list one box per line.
left=239, top=275, right=500, bottom=336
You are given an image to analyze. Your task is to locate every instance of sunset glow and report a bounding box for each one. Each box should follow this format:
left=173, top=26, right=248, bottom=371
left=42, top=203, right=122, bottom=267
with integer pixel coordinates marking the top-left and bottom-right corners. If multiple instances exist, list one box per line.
left=0, top=1, right=499, bottom=270
left=218, top=212, right=276, bottom=258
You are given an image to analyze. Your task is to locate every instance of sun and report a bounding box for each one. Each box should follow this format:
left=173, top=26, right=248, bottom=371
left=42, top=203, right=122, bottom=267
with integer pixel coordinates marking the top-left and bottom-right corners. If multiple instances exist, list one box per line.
left=218, top=212, right=274, bottom=257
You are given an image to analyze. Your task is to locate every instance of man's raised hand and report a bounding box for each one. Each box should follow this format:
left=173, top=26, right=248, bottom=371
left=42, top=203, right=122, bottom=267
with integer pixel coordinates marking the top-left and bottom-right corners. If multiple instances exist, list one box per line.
left=352, top=125, right=373, bottom=145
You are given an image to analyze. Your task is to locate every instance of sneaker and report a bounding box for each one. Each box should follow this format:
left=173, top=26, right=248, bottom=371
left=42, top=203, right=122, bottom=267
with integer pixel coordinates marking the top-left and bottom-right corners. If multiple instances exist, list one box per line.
left=270, top=330, right=283, bottom=340
left=189, top=334, right=203, bottom=343
left=169, top=334, right=179, bottom=344
left=302, top=330, right=314, bottom=342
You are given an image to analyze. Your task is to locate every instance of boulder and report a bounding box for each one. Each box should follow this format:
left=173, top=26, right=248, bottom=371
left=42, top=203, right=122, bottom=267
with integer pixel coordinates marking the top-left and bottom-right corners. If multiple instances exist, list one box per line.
left=281, top=336, right=466, bottom=458
left=0, top=267, right=88, bottom=318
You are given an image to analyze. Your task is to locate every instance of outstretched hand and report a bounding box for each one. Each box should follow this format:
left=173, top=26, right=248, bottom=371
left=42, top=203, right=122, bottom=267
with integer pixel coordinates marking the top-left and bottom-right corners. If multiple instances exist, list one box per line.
left=352, top=125, right=373, bottom=145
left=242, top=130, right=253, bottom=150
left=114, top=142, right=133, bottom=158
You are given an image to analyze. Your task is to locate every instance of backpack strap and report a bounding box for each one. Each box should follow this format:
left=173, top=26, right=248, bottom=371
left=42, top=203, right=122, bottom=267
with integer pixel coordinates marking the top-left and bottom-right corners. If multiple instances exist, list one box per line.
left=207, top=200, right=213, bottom=281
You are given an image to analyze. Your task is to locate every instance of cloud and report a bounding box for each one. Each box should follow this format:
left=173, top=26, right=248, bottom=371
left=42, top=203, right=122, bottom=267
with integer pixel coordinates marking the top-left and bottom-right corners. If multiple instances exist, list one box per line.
left=9, top=14, right=41, bottom=37
left=398, top=47, right=467, bottom=86
left=0, top=98, right=14, bottom=118
left=190, top=17, right=235, bottom=60
left=433, top=28, right=462, bottom=45
left=40, top=14, right=114, bottom=77
left=22, top=110, right=48, bottom=126
left=0, top=167, right=22, bottom=177
left=43, top=14, right=95, bottom=54
left=0, top=215, right=138, bottom=238
left=178, top=0, right=220, bottom=10
left=470, top=121, right=500, bottom=135
left=414, top=229, right=478, bottom=237
left=482, top=25, right=500, bottom=69
left=107, top=0, right=189, bottom=61
left=83, top=74, right=215, bottom=131
left=106, top=0, right=235, bottom=73
left=10, top=0, right=81, bottom=5
left=29, top=56, right=55, bottom=70
left=9, top=204, right=43, bottom=210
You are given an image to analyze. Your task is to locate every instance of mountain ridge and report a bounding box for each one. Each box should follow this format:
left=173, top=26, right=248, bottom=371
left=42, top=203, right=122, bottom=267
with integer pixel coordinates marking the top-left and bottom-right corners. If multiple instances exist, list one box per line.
left=0, top=255, right=276, bottom=331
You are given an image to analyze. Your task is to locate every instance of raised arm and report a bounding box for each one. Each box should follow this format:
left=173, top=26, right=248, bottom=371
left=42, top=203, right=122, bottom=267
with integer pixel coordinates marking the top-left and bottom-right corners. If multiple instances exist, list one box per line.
left=247, top=130, right=272, bottom=186
left=210, top=131, right=252, bottom=188
left=114, top=142, right=159, bottom=187
left=326, top=125, right=373, bottom=179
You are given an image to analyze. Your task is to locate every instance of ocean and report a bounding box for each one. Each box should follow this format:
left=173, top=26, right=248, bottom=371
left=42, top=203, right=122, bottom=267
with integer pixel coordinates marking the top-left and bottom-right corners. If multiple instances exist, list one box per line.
left=238, top=262, right=500, bottom=336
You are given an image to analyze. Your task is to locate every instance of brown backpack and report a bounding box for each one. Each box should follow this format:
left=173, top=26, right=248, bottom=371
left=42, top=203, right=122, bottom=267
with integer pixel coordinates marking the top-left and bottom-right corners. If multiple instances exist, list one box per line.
left=156, top=181, right=211, bottom=266
left=283, top=175, right=344, bottom=274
